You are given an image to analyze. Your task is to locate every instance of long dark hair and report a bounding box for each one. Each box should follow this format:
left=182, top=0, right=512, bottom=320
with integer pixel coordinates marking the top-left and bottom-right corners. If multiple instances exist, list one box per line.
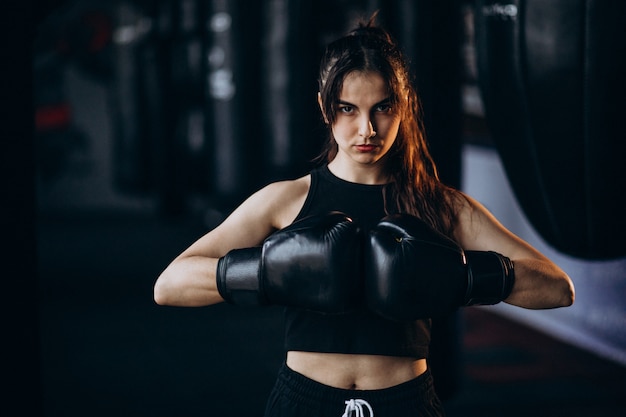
left=315, top=14, right=458, bottom=237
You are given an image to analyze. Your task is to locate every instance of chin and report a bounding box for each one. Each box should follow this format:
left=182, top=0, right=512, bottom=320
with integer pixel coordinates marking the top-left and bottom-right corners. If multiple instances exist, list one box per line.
left=353, top=155, right=383, bottom=165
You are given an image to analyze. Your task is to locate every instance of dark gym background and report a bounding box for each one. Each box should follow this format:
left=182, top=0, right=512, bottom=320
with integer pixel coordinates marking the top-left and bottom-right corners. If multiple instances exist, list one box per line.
left=5, top=0, right=625, bottom=415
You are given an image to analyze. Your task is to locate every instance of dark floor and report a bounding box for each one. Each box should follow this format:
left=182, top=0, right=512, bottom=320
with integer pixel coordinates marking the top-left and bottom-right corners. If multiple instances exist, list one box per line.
left=37, top=211, right=626, bottom=417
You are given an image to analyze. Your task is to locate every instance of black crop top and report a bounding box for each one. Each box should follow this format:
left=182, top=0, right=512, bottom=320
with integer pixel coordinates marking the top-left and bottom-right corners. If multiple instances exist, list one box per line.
left=283, top=165, right=431, bottom=359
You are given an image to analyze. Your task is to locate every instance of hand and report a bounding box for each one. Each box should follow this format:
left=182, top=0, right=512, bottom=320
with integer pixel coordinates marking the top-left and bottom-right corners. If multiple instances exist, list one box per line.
left=365, top=214, right=515, bottom=320
left=217, top=211, right=363, bottom=313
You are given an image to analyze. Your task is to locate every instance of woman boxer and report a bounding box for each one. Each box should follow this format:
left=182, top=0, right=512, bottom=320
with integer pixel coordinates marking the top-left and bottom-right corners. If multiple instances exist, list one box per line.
left=154, top=14, right=574, bottom=416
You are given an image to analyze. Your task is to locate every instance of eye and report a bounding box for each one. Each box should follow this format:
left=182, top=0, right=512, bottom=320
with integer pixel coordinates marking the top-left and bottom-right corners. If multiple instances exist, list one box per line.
left=338, top=105, right=354, bottom=114
left=374, top=103, right=393, bottom=113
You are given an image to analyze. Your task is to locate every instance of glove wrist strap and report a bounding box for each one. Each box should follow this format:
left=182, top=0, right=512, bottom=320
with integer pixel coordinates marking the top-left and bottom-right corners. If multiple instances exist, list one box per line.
left=216, top=247, right=266, bottom=306
left=463, top=251, right=515, bottom=306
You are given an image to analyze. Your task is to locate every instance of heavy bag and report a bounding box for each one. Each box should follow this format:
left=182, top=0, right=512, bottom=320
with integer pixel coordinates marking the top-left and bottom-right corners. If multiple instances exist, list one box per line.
left=474, top=0, right=626, bottom=260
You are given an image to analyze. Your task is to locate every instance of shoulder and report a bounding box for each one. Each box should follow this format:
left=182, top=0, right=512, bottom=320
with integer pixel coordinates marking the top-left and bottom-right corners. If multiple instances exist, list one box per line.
left=450, top=190, right=542, bottom=259
left=450, top=190, right=506, bottom=249
left=191, top=174, right=311, bottom=255
left=245, top=174, right=311, bottom=229
left=262, top=174, right=311, bottom=197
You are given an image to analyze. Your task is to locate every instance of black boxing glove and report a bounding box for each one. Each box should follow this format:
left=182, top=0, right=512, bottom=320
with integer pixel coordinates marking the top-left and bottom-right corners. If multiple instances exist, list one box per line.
left=365, top=214, right=515, bottom=320
left=216, top=211, right=362, bottom=313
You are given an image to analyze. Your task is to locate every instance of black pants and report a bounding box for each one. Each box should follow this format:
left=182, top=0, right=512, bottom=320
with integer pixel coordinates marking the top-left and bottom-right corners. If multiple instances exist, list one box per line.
left=264, top=363, right=446, bottom=417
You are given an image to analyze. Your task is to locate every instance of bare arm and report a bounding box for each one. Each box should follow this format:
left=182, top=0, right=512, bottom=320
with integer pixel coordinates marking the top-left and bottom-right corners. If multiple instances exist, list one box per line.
left=153, top=177, right=310, bottom=307
left=453, top=193, right=575, bottom=309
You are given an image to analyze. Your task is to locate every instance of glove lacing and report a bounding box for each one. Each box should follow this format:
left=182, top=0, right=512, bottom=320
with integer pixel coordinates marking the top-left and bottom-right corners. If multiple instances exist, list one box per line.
left=341, top=399, right=374, bottom=417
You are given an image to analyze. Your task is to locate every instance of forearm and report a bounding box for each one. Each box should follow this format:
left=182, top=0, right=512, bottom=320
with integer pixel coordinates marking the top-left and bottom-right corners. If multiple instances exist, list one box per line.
left=153, top=256, right=224, bottom=307
left=504, top=258, right=575, bottom=309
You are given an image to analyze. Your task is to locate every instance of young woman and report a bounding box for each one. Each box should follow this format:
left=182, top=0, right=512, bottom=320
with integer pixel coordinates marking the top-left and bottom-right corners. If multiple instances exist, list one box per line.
left=154, top=15, right=574, bottom=417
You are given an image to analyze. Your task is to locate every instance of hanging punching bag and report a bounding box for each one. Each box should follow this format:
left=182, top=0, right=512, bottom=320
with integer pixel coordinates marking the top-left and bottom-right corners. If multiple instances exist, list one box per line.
left=475, top=0, right=626, bottom=260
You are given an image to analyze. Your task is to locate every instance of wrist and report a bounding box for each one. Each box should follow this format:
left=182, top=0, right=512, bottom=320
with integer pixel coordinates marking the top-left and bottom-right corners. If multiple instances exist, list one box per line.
left=463, top=251, right=515, bottom=306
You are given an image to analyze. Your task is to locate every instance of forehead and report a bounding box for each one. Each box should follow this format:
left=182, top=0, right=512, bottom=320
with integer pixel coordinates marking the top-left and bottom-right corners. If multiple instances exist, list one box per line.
left=339, top=71, right=389, bottom=102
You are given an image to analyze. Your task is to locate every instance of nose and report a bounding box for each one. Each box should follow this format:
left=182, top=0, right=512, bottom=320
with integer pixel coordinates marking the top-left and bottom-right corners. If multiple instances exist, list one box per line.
left=358, top=115, right=376, bottom=139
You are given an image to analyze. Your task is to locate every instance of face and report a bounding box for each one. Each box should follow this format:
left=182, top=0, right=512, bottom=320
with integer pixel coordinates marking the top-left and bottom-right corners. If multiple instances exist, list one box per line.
left=321, top=71, right=401, bottom=169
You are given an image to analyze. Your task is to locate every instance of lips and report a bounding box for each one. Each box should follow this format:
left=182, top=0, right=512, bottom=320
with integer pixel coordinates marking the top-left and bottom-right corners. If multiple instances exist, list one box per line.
left=355, top=144, right=378, bottom=152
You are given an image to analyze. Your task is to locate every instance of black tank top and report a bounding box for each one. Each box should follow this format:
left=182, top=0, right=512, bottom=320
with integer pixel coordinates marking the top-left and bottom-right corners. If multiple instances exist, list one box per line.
left=283, top=165, right=431, bottom=358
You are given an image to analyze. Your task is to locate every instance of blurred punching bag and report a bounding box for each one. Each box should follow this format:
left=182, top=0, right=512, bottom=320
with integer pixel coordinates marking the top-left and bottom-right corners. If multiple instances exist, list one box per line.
left=112, top=0, right=211, bottom=214
left=475, top=0, right=626, bottom=260
left=261, top=0, right=318, bottom=183
left=206, top=0, right=244, bottom=203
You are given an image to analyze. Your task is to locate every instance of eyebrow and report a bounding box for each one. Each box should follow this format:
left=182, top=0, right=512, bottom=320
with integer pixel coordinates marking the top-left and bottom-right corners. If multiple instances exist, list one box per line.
left=336, top=97, right=392, bottom=107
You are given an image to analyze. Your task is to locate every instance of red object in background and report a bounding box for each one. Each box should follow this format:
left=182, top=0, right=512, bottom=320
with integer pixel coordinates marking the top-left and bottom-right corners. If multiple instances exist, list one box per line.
left=82, top=11, right=112, bottom=52
left=36, top=103, right=71, bottom=132
left=55, top=10, right=112, bottom=56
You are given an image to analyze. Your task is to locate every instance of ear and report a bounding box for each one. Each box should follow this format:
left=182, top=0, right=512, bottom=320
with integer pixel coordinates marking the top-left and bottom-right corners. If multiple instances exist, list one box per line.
left=317, top=92, right=329, bottom=124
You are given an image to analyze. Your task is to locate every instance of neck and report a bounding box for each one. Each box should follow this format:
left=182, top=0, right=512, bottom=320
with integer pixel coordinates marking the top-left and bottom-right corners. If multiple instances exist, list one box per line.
left=327, top=159, right=389, bottom=185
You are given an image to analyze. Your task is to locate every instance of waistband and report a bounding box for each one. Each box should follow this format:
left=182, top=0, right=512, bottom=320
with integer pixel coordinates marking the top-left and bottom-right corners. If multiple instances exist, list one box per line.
left=275, top=362, right=435, bottom=408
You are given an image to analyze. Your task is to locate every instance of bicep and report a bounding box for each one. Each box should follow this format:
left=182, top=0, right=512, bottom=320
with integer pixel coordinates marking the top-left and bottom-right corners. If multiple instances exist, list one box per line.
left=454, top=193, right=547, bottom=261
left=177, top=187, right=280, bottom=260
left=453, top=193, right=574, bottom=308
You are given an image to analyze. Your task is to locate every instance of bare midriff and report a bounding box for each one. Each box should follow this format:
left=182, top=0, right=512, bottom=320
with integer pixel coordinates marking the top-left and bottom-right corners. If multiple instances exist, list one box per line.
left=286, top=351, right=428, bottom=390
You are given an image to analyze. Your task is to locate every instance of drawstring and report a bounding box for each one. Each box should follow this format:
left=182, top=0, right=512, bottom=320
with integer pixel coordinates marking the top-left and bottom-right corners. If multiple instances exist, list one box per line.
left=341, top=399, right=374, bottom=417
